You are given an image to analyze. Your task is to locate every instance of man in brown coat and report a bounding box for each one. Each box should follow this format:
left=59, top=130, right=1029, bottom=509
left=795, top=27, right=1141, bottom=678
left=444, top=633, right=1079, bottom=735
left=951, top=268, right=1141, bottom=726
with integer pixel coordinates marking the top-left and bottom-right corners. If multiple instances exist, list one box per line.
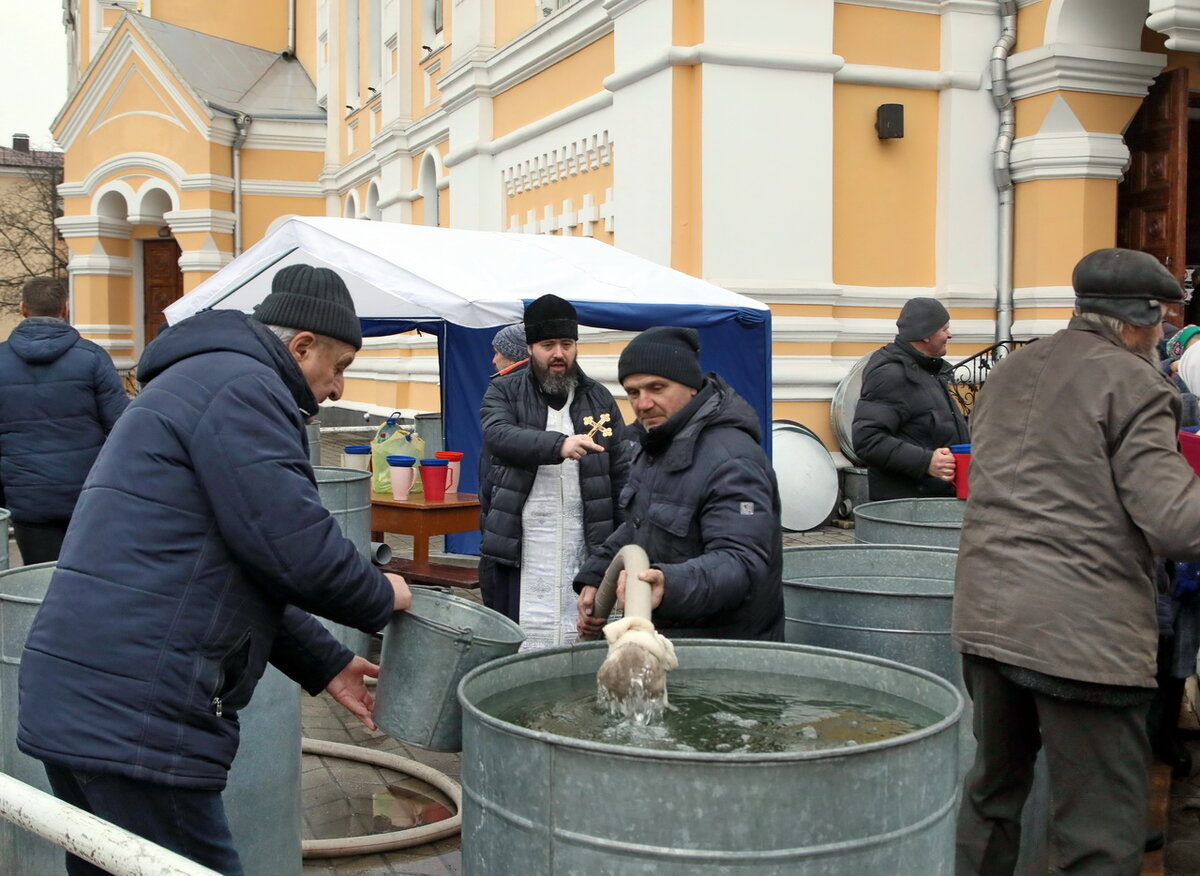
left=953, top=248, right=1200, bottom=875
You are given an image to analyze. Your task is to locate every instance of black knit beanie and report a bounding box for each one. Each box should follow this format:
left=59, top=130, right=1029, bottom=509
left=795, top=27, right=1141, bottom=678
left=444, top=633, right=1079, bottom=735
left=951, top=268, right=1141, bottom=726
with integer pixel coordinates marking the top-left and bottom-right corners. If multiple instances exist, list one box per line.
left=618, top=326, right=703, bottom=389
left=896, top=297, right=951, bottom=342
left=252, top=264, right=362, bottom=349
left=524, top=294, right=578, bottom=344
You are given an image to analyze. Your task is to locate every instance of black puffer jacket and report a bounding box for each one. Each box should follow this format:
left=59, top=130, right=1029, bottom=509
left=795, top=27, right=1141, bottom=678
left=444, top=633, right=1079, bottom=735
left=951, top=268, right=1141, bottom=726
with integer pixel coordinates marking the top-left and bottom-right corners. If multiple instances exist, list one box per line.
left=574, top=376, right=784, bottom=641
left=853, top=340, right=968, bottom=501
left=480, top=366, right=629, bottom=565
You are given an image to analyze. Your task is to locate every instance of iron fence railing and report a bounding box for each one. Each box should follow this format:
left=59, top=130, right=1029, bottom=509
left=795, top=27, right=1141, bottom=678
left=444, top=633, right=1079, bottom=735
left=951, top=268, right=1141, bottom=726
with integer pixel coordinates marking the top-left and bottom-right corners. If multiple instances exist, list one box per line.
left=947, top=339, right=1034, bottom=417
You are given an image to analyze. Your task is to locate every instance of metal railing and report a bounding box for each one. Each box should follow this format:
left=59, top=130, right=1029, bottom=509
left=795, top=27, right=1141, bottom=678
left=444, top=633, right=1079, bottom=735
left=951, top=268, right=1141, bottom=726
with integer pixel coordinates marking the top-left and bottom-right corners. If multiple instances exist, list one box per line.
left=947, top=339, right=1033, bottom=417
left=0, top=772, right=219, bottom=875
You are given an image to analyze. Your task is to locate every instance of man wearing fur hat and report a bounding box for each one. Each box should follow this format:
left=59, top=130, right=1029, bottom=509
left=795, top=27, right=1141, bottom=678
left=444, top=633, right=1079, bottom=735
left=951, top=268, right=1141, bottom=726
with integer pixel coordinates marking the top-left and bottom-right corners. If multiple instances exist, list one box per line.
left=18, top=264, right=412, bottom=874
left=480, top=294, right=629, bottom=649
left=853, top=296, right=969, bottom=501
left=953, top=249, right=1200, bottom=873
left=573, top=326, right=784, bottom=641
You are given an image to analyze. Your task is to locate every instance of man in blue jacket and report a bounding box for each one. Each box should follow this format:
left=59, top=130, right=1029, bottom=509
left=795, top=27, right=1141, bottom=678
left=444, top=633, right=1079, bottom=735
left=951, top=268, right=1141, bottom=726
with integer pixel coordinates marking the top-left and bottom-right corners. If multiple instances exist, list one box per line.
left=573, top=327, right=784, bottom=641
left=0, top=277, right=128, bottom=563
left=18, top=264, right=411, bottom=875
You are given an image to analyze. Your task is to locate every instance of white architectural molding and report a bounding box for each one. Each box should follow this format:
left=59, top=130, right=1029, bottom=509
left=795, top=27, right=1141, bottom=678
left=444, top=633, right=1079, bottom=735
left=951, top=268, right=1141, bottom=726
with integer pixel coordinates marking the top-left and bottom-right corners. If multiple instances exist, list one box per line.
left=163, top=209, right=237, bottom=234
left=239, top=179, right=326, bottom=197
left=1009, top=131, right=1130, bottom=182
left=181, top=173, right=236, bottom=193
left=59, top=152, right=187, bottom=199
left=66, top=254, right=134, bottom=275
left=241, top=119, right=326, bottom=153
left=1148, top=0, right=1200, bottom=52
left=177, top=250, right=234, bottom=272
left=836, top=63, right=983, bottom=91
left=1007, top=43, right=1166, bottom=99
left=56, top=215, right=133, bottom=239
left=1013, top=285, right=1076, bottom=308
left=836, top=0, right=998, bottom=14
left=74, top=324, right=135, bottom=336
left=1011, top=317, right=1071, bottom=337
left=445, top=92, right=611, bottom=166
left=603, top=45, right=843, bottom=94
left=501, top=131, right=611, bottom=195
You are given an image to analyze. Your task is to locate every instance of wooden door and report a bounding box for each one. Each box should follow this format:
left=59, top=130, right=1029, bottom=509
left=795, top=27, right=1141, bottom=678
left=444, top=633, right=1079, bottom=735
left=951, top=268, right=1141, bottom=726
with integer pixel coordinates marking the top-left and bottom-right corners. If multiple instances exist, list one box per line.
left=142, top=239, right=182, bottom=345
left=1118, top=67, right=1188, bottom=326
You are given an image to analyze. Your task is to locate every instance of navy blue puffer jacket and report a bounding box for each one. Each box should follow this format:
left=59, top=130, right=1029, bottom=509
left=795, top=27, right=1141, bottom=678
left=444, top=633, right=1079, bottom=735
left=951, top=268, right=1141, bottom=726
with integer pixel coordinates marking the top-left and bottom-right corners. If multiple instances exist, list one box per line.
left=18, top=310, right=394, bottom=790
left=0, top=318, right=128, bottom=522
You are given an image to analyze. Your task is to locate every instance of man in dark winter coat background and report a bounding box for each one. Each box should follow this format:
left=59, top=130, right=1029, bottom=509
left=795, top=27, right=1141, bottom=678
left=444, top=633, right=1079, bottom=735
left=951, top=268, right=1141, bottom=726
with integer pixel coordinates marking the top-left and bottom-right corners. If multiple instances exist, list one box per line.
left=480, top=294, right=629, bottom=649
left=574, top=326, right=784, bottom=642
left=0, top=276, right=128, bottom=563
left=18, top=264, right=412, bottom=875
left=852, top=296, right=968, bottom=501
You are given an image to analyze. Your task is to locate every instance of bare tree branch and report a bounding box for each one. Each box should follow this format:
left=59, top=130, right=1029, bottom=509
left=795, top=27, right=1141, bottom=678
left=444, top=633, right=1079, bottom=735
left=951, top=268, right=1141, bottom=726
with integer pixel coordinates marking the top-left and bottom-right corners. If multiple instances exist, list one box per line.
left=0, top=150, right=67, bottom=315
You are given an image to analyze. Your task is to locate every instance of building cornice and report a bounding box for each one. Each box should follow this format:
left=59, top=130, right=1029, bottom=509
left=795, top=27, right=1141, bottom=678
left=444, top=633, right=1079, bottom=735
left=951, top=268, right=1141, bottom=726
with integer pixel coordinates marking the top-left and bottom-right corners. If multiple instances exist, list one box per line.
left=1009, top=131, right=1130, bottom=183
left=163, top=209, right=236, bottom=234
left=240, top=179, right=325, bottom=198
left=1007, top=43, right=1166, bottom=100
left=66, top=254, right=133, bottom=275
left=57, top=215, right=132, bottom=239
left=177, top=250, right=234, bottom=272
left=1147, top=1, right=1200, bottom=53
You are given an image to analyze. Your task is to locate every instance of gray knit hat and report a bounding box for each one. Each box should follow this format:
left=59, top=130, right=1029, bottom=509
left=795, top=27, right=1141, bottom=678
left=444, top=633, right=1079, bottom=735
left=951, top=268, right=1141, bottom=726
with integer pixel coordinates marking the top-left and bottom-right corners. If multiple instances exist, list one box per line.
left=618, top=326, right=704, bottom=389
left=1073, top=248, right=1183, bottom=327
left=896, top=297, right=951, bottom=342
left=492, top=323, right=527, bottom=363
left=253, top=264, right=362, bottom=349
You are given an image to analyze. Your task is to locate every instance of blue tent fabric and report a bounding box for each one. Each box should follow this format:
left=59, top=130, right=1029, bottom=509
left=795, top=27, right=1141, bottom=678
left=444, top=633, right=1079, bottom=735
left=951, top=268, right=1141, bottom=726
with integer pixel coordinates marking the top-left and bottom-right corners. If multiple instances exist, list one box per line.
left=361, top=303, right=772, bottom=557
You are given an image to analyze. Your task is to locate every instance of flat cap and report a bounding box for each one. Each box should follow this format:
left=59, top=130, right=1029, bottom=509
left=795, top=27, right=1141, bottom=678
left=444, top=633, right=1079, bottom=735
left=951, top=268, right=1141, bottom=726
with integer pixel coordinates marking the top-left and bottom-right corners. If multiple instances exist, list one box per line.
left=1073, top=248, right=1182, bottom=327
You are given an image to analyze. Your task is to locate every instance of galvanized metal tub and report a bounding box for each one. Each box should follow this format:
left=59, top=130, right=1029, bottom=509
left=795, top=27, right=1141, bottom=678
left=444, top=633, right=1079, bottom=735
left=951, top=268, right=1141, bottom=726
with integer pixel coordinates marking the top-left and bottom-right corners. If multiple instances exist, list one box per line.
left=854, top=498, right=964, bottom=549
left=0, top=507, right=9, bottom=571
left=305, top=419, right=322, bottom=466
left=0, top=562, right=63, bottom=874
left=0, top=563, right=302, bottom=876
left=460, top=640, right=963, bottom=875
left=313, top=466, right=373, bottom=656
left=376, top=587, right=524, bottom=751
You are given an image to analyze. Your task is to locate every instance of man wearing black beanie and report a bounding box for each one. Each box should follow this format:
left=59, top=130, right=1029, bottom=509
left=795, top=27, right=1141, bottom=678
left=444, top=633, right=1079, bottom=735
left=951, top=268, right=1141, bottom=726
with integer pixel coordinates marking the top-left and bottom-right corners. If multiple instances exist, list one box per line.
left=18, top=263, right=411, bottom=873
left=480, top=293, right=630, bottom=649
left=853, top=296, right=968, bottom=501
left=573, top=326, right=784, bottom=642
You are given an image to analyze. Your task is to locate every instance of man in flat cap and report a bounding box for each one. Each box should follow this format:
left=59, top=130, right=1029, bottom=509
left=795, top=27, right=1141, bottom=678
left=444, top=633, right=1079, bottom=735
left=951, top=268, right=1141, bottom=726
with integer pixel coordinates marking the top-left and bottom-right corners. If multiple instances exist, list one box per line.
left=18, top=263, right=412, bottom=874
left=953, top=248, right=1200, bottom=873
left=573, top=326, right=784, bottom=641
left=853, top=296, right=969, bottom=500
left=480, top=294, right=629, bottom=649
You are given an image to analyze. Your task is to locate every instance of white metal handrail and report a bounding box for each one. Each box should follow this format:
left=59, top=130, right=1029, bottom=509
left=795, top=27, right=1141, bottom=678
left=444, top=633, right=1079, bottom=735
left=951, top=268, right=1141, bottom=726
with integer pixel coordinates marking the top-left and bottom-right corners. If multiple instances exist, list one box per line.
left=0, top=772, right=219, bottom=876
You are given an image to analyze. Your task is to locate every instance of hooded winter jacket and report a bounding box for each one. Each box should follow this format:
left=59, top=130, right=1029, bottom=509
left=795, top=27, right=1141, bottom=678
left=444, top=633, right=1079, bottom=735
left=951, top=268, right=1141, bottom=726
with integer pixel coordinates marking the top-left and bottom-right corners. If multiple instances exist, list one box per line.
left=18, top=309, right=395, bottom=790
left=479, top=365, right=630, bottom=565
left=573, top=376, right=785, bottom=641
left=853, top=340, right=969, bottom=501
left=0, top=317, right=128, bottom=522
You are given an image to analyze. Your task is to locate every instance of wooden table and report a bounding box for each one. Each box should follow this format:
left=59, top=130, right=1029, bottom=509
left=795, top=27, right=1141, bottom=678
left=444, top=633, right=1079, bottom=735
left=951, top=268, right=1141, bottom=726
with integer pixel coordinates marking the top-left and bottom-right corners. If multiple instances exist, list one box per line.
left=370, top=492, right=481, bottom=564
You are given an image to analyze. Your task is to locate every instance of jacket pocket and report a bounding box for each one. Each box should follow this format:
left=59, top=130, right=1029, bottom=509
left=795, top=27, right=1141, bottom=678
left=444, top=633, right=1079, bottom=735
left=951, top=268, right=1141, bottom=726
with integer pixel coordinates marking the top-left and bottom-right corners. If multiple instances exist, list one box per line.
left=646, top=500, right=693, bottom=538
left=211, top=630, right=252, bottom=717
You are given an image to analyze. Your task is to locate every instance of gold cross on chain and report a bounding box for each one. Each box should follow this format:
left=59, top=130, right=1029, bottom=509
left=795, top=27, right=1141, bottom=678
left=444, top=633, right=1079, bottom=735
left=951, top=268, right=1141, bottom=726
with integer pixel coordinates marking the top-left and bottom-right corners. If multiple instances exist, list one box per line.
left=582, top=413, right=613, bottom=439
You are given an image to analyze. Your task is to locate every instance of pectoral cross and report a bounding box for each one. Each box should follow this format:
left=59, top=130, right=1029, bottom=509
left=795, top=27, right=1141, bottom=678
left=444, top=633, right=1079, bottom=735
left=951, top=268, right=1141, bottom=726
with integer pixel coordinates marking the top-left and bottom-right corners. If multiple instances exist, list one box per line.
left=583, top=413, right=613, bottom=439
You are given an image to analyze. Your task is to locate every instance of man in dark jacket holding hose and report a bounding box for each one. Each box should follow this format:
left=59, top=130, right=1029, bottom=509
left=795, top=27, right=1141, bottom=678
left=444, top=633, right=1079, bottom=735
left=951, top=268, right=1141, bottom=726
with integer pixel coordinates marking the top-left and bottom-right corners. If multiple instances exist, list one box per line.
left=18, top=264, right=411, bottom=875
left=573, top=327, right=784, bottom=641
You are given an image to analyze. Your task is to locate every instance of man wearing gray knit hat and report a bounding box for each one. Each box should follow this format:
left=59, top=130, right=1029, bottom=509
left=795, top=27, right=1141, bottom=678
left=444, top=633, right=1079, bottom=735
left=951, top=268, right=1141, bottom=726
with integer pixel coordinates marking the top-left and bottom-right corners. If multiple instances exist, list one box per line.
left=18, top=262, right=410, bottom=873
left=852, top=296, right=968, bottom=501
left=573, top=326, right=784, bottom=642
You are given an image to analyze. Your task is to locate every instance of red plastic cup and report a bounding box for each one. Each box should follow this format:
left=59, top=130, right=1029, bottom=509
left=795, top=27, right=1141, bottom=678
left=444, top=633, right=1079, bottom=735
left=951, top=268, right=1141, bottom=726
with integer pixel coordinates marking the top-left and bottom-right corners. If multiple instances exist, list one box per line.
left=949, top=444, right=971, bottom=499
left=419, top=459, right=449, bottom=502
left=434, top=451, right=464, bottom=493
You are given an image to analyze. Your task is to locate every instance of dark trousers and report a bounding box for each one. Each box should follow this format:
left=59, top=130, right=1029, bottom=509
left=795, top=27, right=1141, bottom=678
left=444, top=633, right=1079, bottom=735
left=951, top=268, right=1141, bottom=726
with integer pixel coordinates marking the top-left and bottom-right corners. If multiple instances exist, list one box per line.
left=956, top=655, right=1151, bottom=876
left=12, top=518, right=69, bottom=565
left=478, top=556, right=496, bottom=610
left=44, top=764, right=244, bottom=875
left=491, top=561, right=521, bottom=621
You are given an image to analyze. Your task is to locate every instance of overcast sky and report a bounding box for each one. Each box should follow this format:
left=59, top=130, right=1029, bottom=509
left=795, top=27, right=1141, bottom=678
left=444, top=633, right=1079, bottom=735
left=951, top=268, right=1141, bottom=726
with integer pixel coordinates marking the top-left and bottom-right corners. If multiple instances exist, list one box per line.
left=0, top=1, right=69, bottom=151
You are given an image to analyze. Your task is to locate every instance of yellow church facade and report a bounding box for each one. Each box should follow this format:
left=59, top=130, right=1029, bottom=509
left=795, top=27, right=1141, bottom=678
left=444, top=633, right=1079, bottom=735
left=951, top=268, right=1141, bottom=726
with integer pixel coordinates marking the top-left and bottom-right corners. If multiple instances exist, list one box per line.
left=54, top=0, right=1200, bottom=453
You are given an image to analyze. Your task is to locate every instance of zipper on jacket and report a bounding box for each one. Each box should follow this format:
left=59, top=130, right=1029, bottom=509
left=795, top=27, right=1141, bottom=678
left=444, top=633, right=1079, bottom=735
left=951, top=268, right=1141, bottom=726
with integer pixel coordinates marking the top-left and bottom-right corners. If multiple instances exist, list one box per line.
left=212, top=696, right=223, bottom=717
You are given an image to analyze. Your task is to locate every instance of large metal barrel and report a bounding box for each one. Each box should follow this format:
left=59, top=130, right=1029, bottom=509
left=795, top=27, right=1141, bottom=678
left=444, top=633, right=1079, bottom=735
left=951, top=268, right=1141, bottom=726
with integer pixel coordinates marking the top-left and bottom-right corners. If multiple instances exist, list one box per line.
left=313, top=466, right=373, bottom=656
left=0, top=507, right=9, bottom=570
left=854, top=498, right=964, bottom=549
left=0, top=563, right=63, bottom=874
left=305, top=419, right=322, bottom=466
left=460, top=640, right=963, bottom=874
left=0, top=563, right=302, bottom=876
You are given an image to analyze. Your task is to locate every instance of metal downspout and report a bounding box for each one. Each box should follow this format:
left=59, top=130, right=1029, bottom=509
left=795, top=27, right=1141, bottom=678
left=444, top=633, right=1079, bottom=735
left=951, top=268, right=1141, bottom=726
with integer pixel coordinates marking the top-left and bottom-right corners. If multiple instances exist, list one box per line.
left=992, top=1, right=1017, bottom=343
left=231, top=113, right=252, bottom=256
left=287, top=0, right=296, bottom=58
